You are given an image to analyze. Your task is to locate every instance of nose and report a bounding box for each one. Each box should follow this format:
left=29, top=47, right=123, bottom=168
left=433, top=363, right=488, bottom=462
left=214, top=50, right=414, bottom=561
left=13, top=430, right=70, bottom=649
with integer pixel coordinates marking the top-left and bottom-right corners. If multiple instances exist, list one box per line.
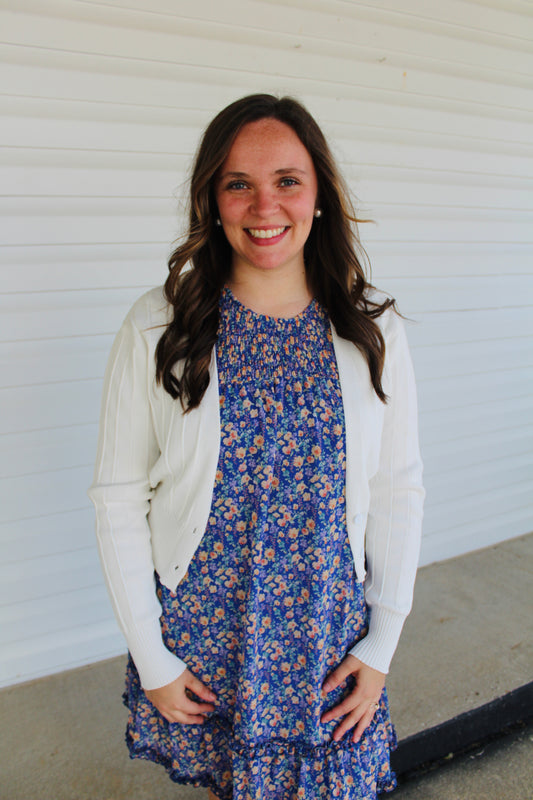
left=250, top=187, right=280, bottom=217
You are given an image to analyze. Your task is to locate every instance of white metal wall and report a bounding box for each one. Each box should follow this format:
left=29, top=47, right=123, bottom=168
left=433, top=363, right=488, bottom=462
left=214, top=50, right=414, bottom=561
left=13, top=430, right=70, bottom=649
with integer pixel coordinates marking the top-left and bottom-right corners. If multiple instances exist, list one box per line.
left=1, top=0, right=532, bottom=686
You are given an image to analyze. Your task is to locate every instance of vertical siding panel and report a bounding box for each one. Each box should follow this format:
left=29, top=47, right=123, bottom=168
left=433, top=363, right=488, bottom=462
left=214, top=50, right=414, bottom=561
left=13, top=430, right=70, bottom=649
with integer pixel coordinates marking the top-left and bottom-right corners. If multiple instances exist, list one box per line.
left=1, top=0, right=532, bottom=685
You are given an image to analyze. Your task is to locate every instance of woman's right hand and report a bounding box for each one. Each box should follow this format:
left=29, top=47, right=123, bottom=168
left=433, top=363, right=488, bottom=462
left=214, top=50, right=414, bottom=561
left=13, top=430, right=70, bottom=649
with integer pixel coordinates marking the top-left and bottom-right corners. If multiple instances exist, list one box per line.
left=145, top=669, right=217, bottom=724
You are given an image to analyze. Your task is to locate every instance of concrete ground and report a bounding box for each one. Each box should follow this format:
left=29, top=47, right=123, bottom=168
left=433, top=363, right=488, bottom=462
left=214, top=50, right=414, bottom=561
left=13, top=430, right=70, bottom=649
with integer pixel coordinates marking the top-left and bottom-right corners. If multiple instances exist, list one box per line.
left=1, top=533, right=531, bottom=800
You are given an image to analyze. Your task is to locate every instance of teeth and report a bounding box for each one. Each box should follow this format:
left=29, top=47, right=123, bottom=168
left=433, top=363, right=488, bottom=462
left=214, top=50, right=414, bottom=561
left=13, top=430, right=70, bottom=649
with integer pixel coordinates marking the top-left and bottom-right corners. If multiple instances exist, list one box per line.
left=248, top=227, right=286, bottom=239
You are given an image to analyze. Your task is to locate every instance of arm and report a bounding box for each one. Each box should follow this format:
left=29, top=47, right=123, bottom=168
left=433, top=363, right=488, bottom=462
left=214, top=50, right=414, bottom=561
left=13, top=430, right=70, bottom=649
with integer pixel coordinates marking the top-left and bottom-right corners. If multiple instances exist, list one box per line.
left=88, top=296, right=187, bottom=690
left=349, top=309, right=425, bottom=673
left=323, top=310, right=424, bottom=739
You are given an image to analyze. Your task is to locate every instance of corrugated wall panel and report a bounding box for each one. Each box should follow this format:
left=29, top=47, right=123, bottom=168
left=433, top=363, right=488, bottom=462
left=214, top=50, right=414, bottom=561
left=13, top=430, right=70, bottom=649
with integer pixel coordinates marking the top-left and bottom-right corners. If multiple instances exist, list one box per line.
left=1, top=0, right=532, bottom=686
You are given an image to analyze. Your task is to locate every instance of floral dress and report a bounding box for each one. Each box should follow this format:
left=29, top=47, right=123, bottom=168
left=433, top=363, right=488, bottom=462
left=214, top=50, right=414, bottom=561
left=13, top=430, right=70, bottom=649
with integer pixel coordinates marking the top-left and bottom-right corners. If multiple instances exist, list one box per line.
left=124, top=288, right=397, bottom=799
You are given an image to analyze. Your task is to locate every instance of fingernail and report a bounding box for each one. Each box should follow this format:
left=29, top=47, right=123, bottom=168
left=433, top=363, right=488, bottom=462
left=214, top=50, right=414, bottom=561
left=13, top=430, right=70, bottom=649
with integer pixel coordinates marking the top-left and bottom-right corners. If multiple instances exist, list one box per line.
left=323, top=681, right=332, bottom=692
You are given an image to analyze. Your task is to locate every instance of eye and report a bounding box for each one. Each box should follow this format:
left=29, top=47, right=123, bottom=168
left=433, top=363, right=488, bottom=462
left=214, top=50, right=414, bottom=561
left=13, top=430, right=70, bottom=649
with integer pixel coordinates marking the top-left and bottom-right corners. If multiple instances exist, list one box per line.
left=279, top=177, right=299, bottom=187
left=226, top=180, right=248, bottom=190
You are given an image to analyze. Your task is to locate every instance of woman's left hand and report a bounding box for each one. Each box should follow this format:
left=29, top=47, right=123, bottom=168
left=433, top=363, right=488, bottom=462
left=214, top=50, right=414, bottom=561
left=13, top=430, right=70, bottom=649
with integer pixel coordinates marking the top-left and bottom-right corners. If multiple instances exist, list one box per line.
left=321, top=654, right=386, bottom=743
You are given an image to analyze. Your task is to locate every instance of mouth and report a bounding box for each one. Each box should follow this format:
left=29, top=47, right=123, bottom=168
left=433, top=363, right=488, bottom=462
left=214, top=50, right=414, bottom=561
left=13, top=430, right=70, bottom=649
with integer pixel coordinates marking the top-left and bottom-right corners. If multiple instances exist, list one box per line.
left=245, top=226, right=289, bottom=243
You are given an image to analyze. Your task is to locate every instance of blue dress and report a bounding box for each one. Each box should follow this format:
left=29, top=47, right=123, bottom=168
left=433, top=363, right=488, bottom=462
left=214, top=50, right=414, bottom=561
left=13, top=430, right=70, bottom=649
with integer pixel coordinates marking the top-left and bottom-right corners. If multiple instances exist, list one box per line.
left=124, top=288, right=397, bottom=799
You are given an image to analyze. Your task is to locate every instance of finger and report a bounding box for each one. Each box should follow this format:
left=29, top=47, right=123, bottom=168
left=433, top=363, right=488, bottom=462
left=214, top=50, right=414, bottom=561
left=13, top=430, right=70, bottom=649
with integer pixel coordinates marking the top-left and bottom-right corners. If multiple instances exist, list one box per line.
left=186, top=674, right=217, bottom=703
left=352, top=708, right=376, bottom=743
left=164, top=709, right=208, bottom=725
left=321, top=693, right=360, bottom=724
left=180, top=695, right=216, bottom=716
left=331, top=708, right=362, bottom=743
left=322, top=657, right=356, bottom=694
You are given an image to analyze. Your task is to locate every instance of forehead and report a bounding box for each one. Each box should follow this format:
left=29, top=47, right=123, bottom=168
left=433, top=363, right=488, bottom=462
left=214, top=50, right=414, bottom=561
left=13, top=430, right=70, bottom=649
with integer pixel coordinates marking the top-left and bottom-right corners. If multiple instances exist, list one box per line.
left=221, top=118, right=314, bottom=172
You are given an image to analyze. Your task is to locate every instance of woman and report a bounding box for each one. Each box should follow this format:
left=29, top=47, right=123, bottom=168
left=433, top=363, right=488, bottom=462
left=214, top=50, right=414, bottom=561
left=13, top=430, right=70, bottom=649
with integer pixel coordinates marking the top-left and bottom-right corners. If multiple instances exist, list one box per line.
left=89, top=94, right=424, bottom=799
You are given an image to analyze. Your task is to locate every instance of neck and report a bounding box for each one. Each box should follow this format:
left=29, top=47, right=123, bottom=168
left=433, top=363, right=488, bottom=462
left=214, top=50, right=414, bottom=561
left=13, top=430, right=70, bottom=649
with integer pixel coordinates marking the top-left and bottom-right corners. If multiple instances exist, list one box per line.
left=227, top=267, right=312, bottom=319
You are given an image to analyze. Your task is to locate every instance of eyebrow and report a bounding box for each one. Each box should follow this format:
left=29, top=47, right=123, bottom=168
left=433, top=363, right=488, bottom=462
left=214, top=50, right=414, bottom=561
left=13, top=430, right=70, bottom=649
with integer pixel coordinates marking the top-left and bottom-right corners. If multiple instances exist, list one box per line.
left=219, top=168, right=308, bottom=180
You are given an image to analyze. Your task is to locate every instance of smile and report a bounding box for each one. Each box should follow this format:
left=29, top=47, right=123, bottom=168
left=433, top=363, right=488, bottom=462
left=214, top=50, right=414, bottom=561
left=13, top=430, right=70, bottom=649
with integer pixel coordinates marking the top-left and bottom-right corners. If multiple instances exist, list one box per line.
left=246, top=226, right=288, bottom=240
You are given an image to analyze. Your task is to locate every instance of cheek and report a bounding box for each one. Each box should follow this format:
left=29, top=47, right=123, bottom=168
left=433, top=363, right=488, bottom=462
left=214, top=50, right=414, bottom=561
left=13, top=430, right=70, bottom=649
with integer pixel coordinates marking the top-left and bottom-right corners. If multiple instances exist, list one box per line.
left=291, top=192, right=317, bottom=222
left=218, top=197, right=246, bottom=225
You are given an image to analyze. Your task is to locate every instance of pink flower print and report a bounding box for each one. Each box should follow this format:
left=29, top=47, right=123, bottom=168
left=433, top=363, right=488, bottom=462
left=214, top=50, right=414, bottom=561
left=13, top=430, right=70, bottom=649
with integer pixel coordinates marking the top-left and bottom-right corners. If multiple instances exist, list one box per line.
left=319, top=480, right=332, bottom=498
left=222, top=428, right=238, bottom=446
left=224, top=572, right=237, bottom=588
left=271, top=645, right=283, bottom=661
left=293, top=720, right=305, bottom=734
left=261, top=473, right=273, bottom=490
left=223, top=503, right=237, bottom=521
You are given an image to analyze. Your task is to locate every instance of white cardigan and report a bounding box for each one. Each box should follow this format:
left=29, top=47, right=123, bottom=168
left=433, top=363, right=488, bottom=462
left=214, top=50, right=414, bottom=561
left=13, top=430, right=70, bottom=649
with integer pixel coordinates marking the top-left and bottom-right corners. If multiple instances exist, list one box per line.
left=89, top=286, right=424, bottom=690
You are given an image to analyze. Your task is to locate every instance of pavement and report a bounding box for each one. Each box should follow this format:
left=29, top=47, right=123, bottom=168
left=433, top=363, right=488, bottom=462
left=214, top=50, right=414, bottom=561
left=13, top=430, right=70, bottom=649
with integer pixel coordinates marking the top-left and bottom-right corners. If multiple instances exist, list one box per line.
left=1, top=532, right=531, bottom=800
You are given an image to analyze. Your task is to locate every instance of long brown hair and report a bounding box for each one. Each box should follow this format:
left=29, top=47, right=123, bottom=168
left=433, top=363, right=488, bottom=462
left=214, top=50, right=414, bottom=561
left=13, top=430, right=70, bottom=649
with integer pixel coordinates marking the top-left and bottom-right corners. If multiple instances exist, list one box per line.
left=155, top=94, right=394, bottom=409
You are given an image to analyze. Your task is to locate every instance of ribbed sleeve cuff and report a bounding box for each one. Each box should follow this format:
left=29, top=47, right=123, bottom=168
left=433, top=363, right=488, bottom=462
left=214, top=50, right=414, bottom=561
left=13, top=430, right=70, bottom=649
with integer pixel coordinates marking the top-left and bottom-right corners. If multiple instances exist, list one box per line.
left=348, top=605, right=407, bottom=675
left=127, top=623, right=187, bottom=690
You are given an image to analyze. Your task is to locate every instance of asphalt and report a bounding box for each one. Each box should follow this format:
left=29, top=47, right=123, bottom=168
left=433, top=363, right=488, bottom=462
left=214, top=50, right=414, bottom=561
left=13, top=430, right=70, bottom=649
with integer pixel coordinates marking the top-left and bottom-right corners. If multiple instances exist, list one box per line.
left=1, top=532, right=531, bottom=800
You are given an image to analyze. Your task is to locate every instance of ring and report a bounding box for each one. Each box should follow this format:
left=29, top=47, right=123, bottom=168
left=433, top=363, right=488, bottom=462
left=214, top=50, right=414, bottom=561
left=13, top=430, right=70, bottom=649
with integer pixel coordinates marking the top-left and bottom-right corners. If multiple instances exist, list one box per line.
left=370, top=702, right=379, bottom=711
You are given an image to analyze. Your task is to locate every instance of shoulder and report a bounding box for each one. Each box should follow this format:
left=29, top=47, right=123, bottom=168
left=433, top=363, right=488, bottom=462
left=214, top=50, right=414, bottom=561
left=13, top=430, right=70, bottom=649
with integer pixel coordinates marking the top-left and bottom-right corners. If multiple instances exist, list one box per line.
left=361, top=286, right=403, bottom=342
left=125, top=285, right=172, bottom=333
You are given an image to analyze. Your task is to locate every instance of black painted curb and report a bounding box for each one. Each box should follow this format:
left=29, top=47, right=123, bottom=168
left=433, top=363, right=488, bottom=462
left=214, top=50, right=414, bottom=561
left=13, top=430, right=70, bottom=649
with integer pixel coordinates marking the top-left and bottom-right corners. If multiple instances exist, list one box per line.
left=391, top=682, right=533, bottom=779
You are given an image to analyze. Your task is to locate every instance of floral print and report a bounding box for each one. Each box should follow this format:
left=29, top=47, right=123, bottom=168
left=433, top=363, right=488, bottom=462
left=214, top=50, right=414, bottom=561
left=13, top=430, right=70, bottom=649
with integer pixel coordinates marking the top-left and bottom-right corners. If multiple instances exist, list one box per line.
left=124, top=288, right=396, bottom=798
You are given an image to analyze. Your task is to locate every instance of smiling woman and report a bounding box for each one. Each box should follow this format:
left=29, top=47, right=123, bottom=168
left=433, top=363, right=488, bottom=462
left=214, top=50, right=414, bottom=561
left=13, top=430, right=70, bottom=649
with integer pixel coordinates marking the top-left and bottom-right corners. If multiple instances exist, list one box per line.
left=215, top=118, right=318, bottom=304
left=89, top=93, right=424, bottom=800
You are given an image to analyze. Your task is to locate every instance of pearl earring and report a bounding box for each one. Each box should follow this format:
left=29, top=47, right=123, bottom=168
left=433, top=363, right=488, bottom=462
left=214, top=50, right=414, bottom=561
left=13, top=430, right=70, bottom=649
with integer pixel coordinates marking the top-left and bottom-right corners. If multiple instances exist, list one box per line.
left=314, top=208, right=322, bottom=218
left=215, top=218, right=222, bottom=226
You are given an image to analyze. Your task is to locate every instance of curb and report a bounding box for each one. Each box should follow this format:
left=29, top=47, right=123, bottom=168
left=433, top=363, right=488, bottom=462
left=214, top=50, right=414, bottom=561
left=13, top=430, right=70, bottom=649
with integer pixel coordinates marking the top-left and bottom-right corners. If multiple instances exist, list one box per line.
left=391, top=682, right=533, bottom=779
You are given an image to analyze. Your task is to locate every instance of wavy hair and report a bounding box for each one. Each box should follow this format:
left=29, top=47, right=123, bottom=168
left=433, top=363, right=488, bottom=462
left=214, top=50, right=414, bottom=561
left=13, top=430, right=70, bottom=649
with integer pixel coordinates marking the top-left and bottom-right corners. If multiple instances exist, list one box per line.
left=155, top=94, right=395, bottom=409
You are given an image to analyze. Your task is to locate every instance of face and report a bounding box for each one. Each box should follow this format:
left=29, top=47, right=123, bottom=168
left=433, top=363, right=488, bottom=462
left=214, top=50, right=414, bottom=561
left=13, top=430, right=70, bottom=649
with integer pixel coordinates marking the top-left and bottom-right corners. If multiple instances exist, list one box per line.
left=215, top=118, right=318, bottom=280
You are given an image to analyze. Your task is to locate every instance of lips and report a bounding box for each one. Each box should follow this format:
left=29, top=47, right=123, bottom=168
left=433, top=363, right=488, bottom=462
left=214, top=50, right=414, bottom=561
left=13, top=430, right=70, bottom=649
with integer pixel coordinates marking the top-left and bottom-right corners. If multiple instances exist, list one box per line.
left=245, top=226, right=289, bottom=242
